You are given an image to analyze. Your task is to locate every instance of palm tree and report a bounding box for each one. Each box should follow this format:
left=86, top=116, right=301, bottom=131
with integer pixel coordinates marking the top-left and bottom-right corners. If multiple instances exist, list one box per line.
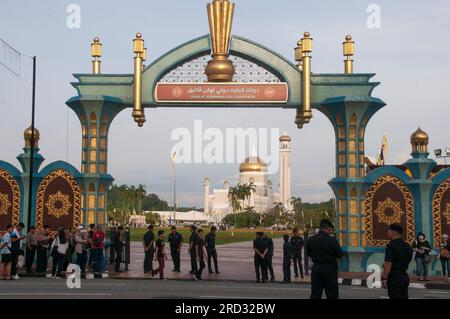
left=228, top=186, right=242, bottom=214
left=290, top=196, right=303, bottom=226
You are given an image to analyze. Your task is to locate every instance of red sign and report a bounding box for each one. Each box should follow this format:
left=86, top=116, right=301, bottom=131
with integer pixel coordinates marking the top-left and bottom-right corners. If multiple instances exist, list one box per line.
left=154, top=83, right=288, bottom=103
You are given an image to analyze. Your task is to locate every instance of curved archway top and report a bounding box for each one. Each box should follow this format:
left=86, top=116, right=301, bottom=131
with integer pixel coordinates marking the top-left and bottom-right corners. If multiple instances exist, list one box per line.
left=70, top=34, right=383, bottom=108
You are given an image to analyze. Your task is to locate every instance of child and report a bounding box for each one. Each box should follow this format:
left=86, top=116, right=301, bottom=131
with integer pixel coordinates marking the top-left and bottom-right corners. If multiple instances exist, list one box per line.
left=0, top=225, right=14, bottom=280
left=152, top=230, right=168, bottom=279
left=283, top=234, right=293, bottom=283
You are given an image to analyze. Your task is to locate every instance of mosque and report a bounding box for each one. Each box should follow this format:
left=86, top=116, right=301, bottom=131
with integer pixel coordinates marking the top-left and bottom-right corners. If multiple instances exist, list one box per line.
left=203, top=133, right=293, bottom=222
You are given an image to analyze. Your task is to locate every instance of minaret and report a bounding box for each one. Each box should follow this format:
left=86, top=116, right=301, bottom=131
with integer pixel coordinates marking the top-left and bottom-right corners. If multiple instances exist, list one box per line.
left=279, top=132, right=292, bottom=210
left=204, top=178, right=210, bottom=216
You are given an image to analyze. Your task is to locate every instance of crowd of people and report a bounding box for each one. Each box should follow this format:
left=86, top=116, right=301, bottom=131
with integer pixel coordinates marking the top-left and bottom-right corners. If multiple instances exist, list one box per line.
left=0, top=223, right=111, bottom=280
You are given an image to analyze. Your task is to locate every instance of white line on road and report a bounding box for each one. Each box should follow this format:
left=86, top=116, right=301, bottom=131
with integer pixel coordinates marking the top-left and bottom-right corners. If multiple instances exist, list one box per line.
left=200, top=295, right=275, bottom=299
left=0, top=293, right=112, bottom=296
left=198, top=285, right=310, bottom=291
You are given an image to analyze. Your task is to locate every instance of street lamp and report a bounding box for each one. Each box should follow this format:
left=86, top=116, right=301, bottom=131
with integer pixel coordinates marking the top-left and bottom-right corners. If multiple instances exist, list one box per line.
left=434, top=148, right=450, bottom=165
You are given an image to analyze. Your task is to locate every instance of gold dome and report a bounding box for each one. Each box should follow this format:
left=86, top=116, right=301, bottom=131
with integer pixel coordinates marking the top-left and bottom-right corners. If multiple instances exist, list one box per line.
left=24, top=126, right=40, bottom=148
left=239, top=156, right=267, bottom=173
left=279, top=133, right=291, bottom=142
left=410, top=127, right=428, bottom=153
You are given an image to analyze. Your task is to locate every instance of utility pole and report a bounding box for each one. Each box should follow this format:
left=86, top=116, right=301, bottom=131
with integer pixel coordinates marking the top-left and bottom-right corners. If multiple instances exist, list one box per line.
left=27, top=56, right=36, bottom=232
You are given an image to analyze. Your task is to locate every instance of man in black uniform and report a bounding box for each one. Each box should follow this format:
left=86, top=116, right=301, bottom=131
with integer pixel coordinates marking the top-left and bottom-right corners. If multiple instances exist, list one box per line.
left=262, top=233, right=275, bottom=281
left=205, top=226, right=219, bottom=274
left=113, top=226, right=124, bottom=272
left=283, top=234, right=293, bottom=283
left=307, top=219, right=344, bottom=299
left=382, top=223, right=413, bottom=299
left=168, top=226, right=183, bottom=272
left=189, top=225, right=198, bottom=275
left=290, top=228, right=304, bottom=278
left=253, top=232, right=268, bottom=283
left=193, top=229, right=207, bottom=280
left=143, top=224, right=155, bottom=273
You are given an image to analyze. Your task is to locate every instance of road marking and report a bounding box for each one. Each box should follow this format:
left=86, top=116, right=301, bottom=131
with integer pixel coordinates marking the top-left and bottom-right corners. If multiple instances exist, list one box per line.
left=199, top=285, right=310, bottom=291
left=425, top=291, right=449, bottom=294
left=0, top=282, right=126, bottom=286
left=200, top=295, right=274, bottom=299
left=0, top=292, right=112, bottom=296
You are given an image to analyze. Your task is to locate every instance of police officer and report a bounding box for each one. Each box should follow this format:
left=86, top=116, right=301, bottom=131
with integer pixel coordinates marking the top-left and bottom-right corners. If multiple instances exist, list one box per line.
left=262, top=233, right=275, bottom=281
left=143, top=224, right=155, bottom=274
left=290, top=228, right=304, bottom=278
left=189, top=225, right=199, bottom=275
left=113, top=226, right=124, bottom=272
left=168, top=226, right=183, bottom=272
left=382, top=223, right=413, bottom=299
left=205, top=226, right=219, bottom=274
left=282, top=234, right=293, bottom=283
left=306, top=219, right=344, bottom=299
left=253, top=232, right=268, bottom=283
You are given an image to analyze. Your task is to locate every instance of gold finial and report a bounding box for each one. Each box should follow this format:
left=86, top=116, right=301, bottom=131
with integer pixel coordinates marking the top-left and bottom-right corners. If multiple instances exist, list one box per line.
left=343, top=34, right=355, bottom=74
left=294, top=41, right=303, bottom=69
left=205, top=0, right=236, bottom=82
left=24, top=126, right=40, bottom=149
left=141, top=48, right=147, bottom=71
left=296, top=31, right=313, bottom=128
left=410, top=127, right=429, bottom=153
left=91, top=37, right=102, bottom=74
left=132, top=33, right=145, bottom=127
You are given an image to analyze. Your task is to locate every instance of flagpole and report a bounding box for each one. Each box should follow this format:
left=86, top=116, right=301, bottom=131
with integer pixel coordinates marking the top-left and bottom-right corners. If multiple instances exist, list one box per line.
left=172, top=152, right=176, bottom=223
left=27, top=56, right=36, bottom=232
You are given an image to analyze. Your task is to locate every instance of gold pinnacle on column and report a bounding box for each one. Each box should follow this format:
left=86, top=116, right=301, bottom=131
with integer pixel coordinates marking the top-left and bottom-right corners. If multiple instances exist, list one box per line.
left=343, top=35, right=355, bottom=74
left=91, top=37, right=102, bottom=74
left=132, top=33, right=145, bottom=127
left=205, top=0, right=236, bottom=82
left=294, top=39, right=304, bottom=128
left=141, top=47, right=147, bottom=72
left=296, top=32, right=313, bottom=128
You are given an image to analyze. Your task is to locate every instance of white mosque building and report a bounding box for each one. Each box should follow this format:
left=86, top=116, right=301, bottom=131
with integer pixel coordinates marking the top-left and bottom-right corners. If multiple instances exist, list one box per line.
left=204, top=133, right=293, bottom=222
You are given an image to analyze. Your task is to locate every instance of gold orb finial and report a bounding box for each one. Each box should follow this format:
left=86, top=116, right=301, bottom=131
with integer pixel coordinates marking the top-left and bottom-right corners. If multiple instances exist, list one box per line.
left=304, top=31, right=310, bottom=37
left=24, top=126, right=40, bottom=149
left=345, top=35, right=352, bottom=41
left=93, top=37, right=100, bottom=43
left=410, top=127, right=429, bottom=153
left=136, top=32, right=142, bottom=39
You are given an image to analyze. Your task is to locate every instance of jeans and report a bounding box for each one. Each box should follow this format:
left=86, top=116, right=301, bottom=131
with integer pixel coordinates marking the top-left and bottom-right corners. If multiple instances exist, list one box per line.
left=441, top=258, right=450, bottom=277
left=76, top=251, right=87, bottom=273
left=92, top=248, right=105, bottom=273
left=415, top=257, right=428, bottom=277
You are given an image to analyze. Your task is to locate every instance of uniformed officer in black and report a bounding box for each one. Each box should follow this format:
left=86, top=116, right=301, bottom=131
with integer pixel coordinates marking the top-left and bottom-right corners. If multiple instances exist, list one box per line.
left=382, top=223, right=413, bottom=299
left=113, top=226, right=124, bottom=272
left=253, top=232, right=268, bottom=283
left=290, top=228, right=305, bottom=278
left=168, top=226, right=183, bottom=272
left=205, top=226, right=219, bottom=274
left=307, top=219, right=344, bottom=299
left=143, top=224, right=155, bottom=273
left=262, top=234, right=275, bottom=281
left=189, top=225, right=199, bottom=275
left=282, top=234, right=293, bottom=283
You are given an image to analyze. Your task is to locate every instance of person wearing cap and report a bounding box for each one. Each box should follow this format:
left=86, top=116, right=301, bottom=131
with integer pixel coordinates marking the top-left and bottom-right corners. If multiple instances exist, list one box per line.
left=75, top=225, right=89, bottom=274
left=25, top=226, right=37, bottom=273
left=168, top=226, right=183, bottom=272
left=306, top=219, right=344, bottom=299
left=143, top=224, right=155, bottom=274
left=439, top=234, right=450, bottom=282
left=152, top=230, right=168, bottom=279
left=189, top=225, right=199, bottom=275
left=253, top=231, right=268, bottom=283
left=382, top=223, right=413, bottom=299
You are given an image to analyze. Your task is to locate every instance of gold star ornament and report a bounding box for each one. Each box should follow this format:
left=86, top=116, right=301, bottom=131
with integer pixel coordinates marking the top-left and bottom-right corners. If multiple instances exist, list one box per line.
left=375, top=197, right=405, bottom=225
left=45, top=191, right=72, bottom=219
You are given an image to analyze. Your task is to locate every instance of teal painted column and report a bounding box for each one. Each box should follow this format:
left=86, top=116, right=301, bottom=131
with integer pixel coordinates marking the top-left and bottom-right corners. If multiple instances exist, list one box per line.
left=66, top=95, right=127, bottom=226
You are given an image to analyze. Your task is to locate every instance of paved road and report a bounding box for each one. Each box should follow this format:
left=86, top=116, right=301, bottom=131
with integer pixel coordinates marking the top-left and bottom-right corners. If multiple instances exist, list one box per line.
left=0, top=278, right=449, bottom=299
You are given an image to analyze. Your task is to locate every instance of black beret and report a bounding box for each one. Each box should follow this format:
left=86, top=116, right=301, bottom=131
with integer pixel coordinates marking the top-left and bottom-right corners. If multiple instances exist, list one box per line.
left=389, top=223, right=404, bottom=233
left=320, top=219, right=334, bottom=229
left=158, top=230, right=165, bottom=236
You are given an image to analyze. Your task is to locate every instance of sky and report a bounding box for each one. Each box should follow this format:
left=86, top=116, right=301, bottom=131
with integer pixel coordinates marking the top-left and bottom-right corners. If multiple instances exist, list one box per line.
left=1, top=0, right=450, bottom=208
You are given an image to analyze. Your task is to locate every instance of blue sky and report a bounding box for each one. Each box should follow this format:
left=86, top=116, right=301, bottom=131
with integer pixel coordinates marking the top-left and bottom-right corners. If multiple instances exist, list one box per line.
left=1, top=0, right=450, bottom=207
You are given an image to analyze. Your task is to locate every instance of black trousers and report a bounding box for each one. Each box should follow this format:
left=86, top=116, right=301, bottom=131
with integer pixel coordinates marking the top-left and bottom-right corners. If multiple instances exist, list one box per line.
left=143, top=248, right=154, bottom=273
left=26, top=246, right=37, bottom=273
left=36, top=248, right=48, bottom=273
left=283, top=256, right=291, bottom=282
left=114, top=246, right=123, bottom=272
left=207, top=247, right=218, bottom=272
left=170, top=247, right=181, bottom=271
left=310, top=263, right=339, bottom=299
left=387, top=271, right=409, bottom=299
left=254, top=255, right=267, bottom=282
left=11, top=249, right=19, bottom=276
left=292, top=252, right=304, bottom=277
left=190, top=249, right=198, bottom=273
left=196, top=257, right=206, bottom=279
left=264, top=253, right=275, bottom=280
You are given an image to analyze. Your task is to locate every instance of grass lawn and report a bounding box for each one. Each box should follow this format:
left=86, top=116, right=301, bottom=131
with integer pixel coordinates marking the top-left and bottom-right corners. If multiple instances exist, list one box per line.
left=126, top=227, right=286, bottom=245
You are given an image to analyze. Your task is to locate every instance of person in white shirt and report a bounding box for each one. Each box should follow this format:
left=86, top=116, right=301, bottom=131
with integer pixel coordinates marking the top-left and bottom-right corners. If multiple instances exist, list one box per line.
left=51, top=228, right=69, bottom=278
left=0, top=225, right=14, bottom=280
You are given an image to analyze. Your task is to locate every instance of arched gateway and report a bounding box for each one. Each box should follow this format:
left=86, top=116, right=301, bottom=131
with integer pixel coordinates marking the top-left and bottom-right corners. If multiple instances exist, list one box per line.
left=65, top=0, right=385, bottom=272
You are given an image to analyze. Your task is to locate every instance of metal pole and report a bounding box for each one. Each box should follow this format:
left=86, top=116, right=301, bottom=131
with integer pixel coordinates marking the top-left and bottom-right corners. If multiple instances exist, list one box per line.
left=173, top=161, right=176, bottom=223
left=27, top=56, right=36, bottom=232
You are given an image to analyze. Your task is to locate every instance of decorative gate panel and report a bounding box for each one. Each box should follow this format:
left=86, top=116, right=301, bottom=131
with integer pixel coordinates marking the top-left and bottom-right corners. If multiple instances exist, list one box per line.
left=432, top=178, right=450, bottom=246
left=36, top=169, right=81, bottom=231
left=0, top=169, right=20, bottom=234
left=365, top=175, right=415, bottom=246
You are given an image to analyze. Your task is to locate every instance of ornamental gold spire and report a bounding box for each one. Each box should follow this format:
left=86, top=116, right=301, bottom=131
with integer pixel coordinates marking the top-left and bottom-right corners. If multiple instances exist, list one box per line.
left=295, top=32, right=313, bottom=129
left=205, top=0, right=236, bottom=82
left=91, top=37, right=102, bottom=74
left=343, top=35, right=355, bottom=74
left=132, top=32, right=146, bottom=127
